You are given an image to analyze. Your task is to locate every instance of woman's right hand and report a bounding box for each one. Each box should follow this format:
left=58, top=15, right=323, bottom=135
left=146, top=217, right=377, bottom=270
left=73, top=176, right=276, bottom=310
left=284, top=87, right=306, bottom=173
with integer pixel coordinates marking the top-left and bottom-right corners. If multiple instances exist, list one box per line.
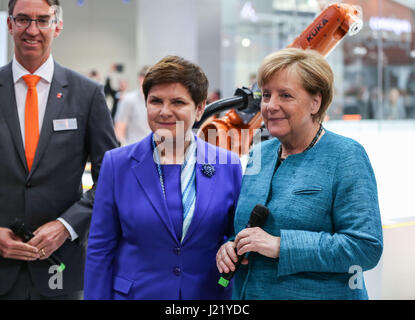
left=216, top=241, right=239, bottom=274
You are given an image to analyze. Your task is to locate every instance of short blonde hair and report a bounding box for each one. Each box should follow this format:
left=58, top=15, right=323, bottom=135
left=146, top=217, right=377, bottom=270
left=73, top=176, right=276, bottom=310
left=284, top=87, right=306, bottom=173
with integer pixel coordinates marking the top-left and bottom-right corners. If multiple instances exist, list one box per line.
left=257, top=48, right=334, bottom=122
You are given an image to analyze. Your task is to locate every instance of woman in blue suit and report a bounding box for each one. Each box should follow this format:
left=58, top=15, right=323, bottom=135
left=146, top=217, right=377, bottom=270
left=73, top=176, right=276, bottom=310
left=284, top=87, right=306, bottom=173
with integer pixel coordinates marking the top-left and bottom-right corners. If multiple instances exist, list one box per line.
left=216, top=48, right=383, bottom=300
left=84, top=56, right=242, bottom=300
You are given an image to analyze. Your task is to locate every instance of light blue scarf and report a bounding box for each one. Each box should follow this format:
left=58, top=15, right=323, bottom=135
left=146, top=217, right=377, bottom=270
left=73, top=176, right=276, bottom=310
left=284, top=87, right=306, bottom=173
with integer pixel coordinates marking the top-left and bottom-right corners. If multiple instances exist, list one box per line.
left=180, top=135, right=197, bottom=242
left=152, top=133, right=197, bottom=243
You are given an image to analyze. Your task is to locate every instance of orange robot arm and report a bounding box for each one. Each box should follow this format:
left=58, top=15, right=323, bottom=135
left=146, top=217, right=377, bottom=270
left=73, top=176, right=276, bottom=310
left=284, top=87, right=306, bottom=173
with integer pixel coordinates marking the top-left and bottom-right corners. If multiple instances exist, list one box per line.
left=289, top=3, right=362, bottom=56
left=197, top=3, right=362, bottom=155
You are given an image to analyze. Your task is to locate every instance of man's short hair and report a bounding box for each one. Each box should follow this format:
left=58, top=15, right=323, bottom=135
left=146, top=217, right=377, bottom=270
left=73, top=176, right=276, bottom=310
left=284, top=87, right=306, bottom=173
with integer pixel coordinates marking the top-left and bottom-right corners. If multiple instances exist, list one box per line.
left=8, top=0, right=63, bottom=22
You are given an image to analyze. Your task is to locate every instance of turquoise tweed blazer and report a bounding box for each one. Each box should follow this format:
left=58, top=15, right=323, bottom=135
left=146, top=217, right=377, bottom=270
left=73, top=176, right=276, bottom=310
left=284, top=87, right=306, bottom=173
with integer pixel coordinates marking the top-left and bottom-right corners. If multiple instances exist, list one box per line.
left=232, top=130, right=383, bottom=300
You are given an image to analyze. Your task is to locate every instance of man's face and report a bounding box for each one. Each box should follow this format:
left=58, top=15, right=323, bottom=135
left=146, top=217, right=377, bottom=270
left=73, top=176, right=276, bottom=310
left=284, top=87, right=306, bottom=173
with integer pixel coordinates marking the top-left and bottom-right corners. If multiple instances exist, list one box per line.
left=7, top=0, right=62, bottom=70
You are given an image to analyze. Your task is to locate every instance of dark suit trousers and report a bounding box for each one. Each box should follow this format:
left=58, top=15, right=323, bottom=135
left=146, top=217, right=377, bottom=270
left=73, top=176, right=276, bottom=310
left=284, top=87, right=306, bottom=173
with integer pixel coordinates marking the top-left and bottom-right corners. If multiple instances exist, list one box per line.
left=0, top=263, right=83, bottom=300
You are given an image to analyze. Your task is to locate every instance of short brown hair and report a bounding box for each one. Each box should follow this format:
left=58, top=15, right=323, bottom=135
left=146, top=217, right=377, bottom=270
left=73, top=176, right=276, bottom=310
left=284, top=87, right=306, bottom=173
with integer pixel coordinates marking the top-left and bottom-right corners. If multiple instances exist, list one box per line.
left=9, top=0, right=63, bottom=21
left=142, top=56, right=209, bottom=107
left=258, top=48, right=334, bottom=123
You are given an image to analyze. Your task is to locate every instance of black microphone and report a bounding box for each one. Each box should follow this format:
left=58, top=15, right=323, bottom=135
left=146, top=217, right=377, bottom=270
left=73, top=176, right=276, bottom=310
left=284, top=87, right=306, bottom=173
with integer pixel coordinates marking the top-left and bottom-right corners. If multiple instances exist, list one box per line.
left=10, top=219, right=66, bottom=272
left=218, top=204, right=269, bottom=288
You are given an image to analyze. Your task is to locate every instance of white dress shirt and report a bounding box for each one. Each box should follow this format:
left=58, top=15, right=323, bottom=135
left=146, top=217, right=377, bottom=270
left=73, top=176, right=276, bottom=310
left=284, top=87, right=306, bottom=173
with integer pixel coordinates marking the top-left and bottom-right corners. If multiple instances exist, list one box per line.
left=12, top=55, right=78, bottom=241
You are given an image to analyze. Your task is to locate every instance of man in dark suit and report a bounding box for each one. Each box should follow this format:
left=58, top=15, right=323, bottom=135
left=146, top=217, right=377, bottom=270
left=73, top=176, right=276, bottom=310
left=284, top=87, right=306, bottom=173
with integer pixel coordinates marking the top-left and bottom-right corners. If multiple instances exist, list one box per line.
left=0, top=0, right=118, bottom=299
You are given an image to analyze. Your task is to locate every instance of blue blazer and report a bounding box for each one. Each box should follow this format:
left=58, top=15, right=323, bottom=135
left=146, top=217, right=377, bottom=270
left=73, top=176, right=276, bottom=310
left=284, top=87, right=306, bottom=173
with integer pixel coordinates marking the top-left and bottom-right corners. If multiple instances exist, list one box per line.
left=84, top=134, right=242, bottom=300
left=232, top=131, right=383, bottom=300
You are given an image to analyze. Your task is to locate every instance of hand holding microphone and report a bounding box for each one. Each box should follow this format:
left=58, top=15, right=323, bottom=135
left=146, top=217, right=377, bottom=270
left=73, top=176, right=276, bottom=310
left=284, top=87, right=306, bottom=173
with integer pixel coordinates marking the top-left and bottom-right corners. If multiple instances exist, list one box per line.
left=0, top=227, right=39, bottom=261
left=10, top=219, right=66, bottom=272
left=217, top=204, right=276, bottom=287
left=234, top=226, right=281, bottom=260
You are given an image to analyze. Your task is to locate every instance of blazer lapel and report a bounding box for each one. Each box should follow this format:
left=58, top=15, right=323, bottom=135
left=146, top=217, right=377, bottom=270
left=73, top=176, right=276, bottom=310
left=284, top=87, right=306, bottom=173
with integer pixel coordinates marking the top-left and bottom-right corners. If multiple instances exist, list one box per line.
left=181, top=138, right=217, bottom=245
left=130, top=136, right=178, bottom=244
left=239, top=139, right=280, bottom=212
left=0, top=63, right=28, bottom=171
left=28, top=62, right=68, bottom=179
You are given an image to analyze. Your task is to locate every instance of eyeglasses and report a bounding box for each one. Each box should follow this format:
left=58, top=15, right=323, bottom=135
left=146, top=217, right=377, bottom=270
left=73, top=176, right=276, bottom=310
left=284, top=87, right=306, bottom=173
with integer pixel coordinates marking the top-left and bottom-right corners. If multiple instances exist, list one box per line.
left=9, top=15, right=57, bottom=29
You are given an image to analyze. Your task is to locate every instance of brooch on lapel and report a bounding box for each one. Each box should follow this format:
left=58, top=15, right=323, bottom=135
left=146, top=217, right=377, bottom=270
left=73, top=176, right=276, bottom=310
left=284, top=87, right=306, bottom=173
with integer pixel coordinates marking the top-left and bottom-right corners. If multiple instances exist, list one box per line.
left=201, top=164, right=215, bottom=177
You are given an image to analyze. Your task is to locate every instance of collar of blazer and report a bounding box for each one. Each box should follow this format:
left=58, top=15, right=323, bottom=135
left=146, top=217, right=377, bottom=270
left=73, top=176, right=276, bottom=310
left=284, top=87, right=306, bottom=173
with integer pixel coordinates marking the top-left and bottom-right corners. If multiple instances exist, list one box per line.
left=0, top=61, right=68, bottom=88
left=129, top=134, right=219, bottom=245
left=237, top=138, right=280, bottom=215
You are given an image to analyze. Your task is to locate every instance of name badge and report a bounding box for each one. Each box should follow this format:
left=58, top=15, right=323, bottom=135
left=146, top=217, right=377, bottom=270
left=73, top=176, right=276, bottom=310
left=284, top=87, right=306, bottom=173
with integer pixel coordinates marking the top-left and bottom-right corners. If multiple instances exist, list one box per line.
left=53, top=118, right=78, bottom=131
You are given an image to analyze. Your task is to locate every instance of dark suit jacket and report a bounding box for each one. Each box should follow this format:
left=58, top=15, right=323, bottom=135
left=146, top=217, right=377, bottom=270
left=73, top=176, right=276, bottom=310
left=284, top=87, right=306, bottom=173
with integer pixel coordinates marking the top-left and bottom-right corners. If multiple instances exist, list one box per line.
left=0, top=61, right=118, bottom=297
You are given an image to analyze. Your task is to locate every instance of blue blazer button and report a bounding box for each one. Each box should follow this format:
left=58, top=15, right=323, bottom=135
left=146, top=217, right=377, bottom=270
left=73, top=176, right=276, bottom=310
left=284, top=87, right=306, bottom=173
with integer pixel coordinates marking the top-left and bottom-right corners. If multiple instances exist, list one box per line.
left=173, top=267, right=181, bottom=276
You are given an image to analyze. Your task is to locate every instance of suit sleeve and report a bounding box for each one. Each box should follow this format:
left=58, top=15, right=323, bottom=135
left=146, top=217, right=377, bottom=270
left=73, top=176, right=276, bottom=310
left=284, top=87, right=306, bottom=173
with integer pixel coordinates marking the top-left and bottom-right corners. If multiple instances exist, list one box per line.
left=277, top=143, right=383, bottom=277
left=84, top=151, right=121, bottom=300
left=60, top=84, right=118, bottom=243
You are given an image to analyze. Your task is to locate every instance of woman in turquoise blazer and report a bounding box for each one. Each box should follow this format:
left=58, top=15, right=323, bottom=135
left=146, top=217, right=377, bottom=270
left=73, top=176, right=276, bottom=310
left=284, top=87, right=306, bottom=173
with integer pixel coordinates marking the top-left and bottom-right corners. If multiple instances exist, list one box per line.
left=216, top=48, right=383, bottom=300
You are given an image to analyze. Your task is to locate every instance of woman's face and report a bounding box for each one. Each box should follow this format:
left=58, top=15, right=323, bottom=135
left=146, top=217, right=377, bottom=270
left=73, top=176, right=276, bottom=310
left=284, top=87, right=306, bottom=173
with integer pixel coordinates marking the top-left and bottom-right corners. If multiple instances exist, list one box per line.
left=146, top=82, right=205, bottom=142
left=261, top=68, right=321, bottom=142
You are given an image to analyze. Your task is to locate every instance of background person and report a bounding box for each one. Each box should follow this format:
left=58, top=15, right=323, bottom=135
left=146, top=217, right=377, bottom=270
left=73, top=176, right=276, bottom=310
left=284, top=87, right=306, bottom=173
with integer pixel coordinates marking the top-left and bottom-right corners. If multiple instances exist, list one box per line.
left=114, top=66, right=151, bottom=146
left=216, top=48, right=383, bottom=300
left=0, top=0, right=117, bottom=300
left=84, top=55, right=242, bottom=300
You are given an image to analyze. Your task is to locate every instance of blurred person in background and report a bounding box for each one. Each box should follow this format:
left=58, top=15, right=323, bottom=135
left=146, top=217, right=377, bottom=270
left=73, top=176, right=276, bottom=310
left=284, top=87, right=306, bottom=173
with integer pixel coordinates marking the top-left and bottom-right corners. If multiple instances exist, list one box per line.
left=114, top=66, right=151, bottom=146
left=207, top=89, right=221, bottom=104
left=216, top=48, right=383, bottom=300
left=87, top=69, right=101, bottom=84
left=385, top=88, right=405, bottom=120
left=249, top=73, right=257, bottom=88
left=104, top=63, right=128, bottom=120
